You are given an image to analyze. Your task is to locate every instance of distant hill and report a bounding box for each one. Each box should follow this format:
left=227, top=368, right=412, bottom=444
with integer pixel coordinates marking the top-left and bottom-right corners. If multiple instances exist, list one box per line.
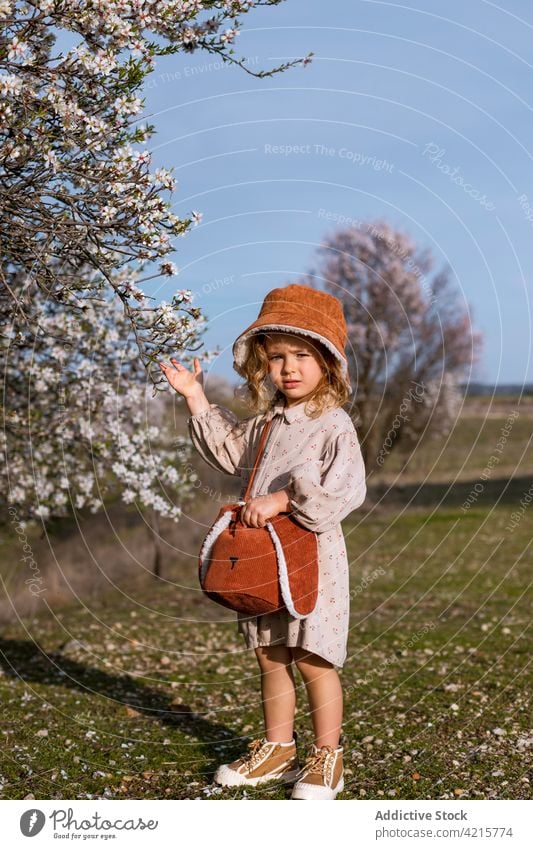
left=461, top=383, right=533, bottom=396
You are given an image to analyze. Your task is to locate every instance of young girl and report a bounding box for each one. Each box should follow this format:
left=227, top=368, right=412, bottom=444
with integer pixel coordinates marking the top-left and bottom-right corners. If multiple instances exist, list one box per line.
left=159, top=283, right=366, bottom=800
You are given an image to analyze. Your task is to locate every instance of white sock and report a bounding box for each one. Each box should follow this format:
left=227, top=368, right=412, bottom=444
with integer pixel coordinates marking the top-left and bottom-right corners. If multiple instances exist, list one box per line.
left=266, top=738, right=294, bottom=745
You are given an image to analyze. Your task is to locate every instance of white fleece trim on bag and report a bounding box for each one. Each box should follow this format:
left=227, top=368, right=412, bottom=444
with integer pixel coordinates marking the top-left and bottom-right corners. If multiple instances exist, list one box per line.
left=199, top=511, right=234, bottom=583
left=200, top=506, right=313, bottom=618
left=265, top=521, right=308, bottom=619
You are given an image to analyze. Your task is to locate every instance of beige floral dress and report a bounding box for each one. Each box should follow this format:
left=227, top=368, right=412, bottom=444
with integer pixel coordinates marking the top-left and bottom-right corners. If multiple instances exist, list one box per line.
left=187, top=397, right=367, bottom=669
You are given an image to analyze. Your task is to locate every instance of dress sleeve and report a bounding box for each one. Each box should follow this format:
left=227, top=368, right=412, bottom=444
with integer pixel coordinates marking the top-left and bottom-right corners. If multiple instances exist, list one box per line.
left=187, top=403, right=248, bottom=477
left=286, top=427, right=366, bottom=533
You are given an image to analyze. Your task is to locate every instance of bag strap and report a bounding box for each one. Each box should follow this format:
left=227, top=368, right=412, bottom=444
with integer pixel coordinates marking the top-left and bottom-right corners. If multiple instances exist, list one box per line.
left=241, top=415, right=275, bottom=502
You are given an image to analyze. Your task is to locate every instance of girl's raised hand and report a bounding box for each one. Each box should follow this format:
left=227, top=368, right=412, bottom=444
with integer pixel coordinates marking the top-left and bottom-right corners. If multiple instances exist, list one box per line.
left=158, top=356, right=204, bottom=398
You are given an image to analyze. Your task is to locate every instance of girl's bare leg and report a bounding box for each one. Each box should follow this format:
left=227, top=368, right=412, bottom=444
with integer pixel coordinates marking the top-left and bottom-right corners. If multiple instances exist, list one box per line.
left=291, top=647, right=343, bottom=748
left=254, top=646, right=296, bottom=743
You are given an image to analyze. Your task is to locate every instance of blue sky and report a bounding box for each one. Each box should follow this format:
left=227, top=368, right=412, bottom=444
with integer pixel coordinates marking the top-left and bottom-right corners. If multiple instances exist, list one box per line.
left=140, top=0, right=533, bottom=386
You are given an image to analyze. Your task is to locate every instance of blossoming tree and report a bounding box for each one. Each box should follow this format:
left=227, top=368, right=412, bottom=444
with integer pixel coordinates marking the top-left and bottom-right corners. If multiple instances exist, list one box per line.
left=1, top=0, right=311, bottom=526
left=3, top=277, right=198, bottom=529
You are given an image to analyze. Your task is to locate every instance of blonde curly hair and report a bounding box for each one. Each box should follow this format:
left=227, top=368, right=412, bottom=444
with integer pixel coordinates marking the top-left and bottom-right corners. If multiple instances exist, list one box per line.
left=234, top=331, right=351, bottom=419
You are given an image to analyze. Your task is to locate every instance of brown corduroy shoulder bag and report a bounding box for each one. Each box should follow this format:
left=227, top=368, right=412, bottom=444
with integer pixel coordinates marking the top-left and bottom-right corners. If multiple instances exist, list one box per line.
left=198, top=415, right=319, bottom=618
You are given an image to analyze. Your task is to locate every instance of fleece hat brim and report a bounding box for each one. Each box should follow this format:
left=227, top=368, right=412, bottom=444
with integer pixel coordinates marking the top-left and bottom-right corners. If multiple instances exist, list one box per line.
left=232, top=284, right=351, bottom=392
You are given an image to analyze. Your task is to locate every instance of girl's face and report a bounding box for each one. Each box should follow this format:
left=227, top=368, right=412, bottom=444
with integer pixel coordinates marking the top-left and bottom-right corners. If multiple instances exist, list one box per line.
left=264, top=333, right=324, bottom=406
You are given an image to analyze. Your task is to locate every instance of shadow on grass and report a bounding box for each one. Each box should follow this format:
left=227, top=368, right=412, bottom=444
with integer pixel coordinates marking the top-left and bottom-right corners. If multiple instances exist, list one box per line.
left=369, top=474, right=531, bottom=510
left=0, top=637, right=239, bottom=769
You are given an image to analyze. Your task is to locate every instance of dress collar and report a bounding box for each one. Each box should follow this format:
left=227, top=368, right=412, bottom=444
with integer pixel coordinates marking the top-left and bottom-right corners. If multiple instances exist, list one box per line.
left=268, top=398, right=310, bottom=424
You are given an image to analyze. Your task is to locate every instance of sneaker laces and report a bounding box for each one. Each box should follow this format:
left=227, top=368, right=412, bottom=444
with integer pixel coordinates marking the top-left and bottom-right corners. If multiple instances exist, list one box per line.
left=240, top=737, right=270, bottom=770
left=297, top=745, right=335, bottom=779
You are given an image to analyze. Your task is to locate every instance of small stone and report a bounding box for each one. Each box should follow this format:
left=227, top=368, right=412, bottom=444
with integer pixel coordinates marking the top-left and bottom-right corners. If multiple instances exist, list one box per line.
left=60, top=639, right=90, bottom=655
left=169, top=700, right=192, bottom=714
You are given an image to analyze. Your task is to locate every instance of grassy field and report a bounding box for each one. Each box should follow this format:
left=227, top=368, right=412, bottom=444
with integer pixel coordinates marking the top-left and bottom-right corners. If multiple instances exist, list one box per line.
left=0, top=397, right=531, bottom=800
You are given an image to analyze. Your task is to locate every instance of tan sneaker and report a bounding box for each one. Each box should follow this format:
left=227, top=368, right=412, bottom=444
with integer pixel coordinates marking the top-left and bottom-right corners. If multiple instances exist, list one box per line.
left=214, top=732, right=300, bottom=787
left=291, top=742, right=344, bottom=800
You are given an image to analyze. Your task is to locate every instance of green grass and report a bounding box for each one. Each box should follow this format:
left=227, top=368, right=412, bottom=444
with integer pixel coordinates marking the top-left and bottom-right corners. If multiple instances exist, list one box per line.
left=373, top=406, right=533, bottom=484
left=1, top=503, right=530, bottom=801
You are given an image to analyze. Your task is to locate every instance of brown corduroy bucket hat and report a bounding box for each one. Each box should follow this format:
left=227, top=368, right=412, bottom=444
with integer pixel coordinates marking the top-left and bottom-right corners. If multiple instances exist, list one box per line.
left=232, top=284, right=351, bottom=391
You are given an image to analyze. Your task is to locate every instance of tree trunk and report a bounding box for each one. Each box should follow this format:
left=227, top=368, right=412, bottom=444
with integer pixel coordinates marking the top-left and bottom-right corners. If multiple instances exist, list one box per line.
left=148, top=508, right=162, bottom=580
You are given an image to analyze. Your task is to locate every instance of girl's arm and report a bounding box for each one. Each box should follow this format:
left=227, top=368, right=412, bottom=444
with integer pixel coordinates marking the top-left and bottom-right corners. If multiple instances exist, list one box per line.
left=285, top=427, right=366, bottom=533
left=159, top=355, right=247, bottom=477
left=187, top=404, right=248, bottom=477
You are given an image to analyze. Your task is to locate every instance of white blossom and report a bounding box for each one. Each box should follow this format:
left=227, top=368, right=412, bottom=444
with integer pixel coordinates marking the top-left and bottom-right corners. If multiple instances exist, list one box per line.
left=160, top=261, right=179, bottom=276
left=0, top=73, right=22, bottom=95
left=8, top=36, right=29, bottom=62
